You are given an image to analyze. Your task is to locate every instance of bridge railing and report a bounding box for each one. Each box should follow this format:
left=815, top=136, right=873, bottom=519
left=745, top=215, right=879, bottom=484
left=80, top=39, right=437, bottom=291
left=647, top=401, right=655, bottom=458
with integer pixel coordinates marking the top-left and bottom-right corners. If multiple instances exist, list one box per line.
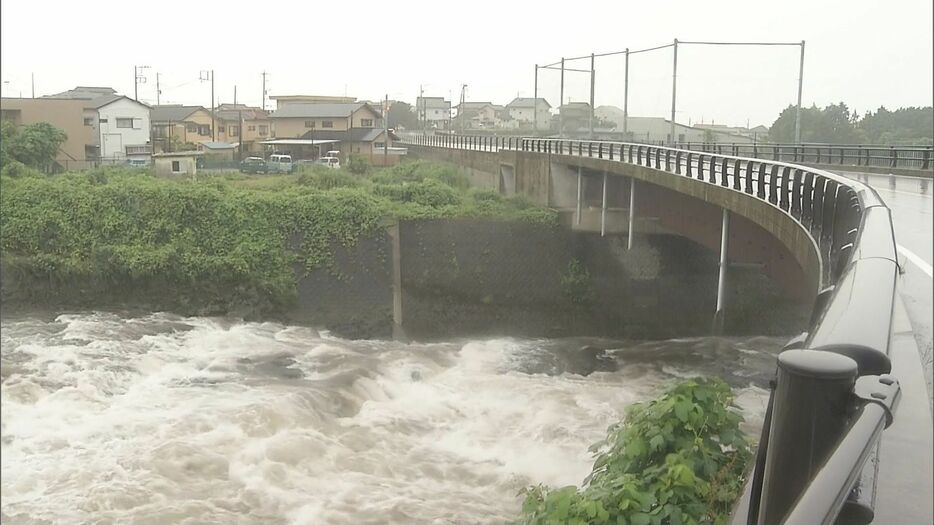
left=671, top=142, right=933, bottom=171
left=401, top=133, right=902, bottom=525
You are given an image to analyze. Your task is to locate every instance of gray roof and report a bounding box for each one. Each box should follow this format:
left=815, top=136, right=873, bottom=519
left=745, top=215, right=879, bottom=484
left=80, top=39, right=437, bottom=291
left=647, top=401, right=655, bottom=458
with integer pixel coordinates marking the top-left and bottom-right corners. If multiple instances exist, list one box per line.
left=44, top=86, right=117, bottom=99
left=417, top=97, right=450, bottom=109
left=152, top=105, right=206, bottom=122
left=87, top=94, right=150, bottom=110
left=506, top=97, right=551, bottom=109
left=216, top=108, right=268, bottom=121
left=270, top=102, right=380, bottom=119
left=458, top=101, right=495, bottom=110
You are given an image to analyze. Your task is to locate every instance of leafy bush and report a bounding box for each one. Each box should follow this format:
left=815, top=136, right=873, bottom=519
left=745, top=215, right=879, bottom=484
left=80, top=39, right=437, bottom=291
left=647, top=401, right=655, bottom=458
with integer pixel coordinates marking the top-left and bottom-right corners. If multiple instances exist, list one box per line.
left=346, top=154, right=370, bottom=175
left=0, top=162, right=558, bottom=314
left=370, top=160, right=469, bottom=189
left=519, top=378, right=752, bottom=525
left=1, top=121, right=67, bottom=171
left=561, top=259, right=596, bottom=305
left=296, top=168, right=359, bottom=190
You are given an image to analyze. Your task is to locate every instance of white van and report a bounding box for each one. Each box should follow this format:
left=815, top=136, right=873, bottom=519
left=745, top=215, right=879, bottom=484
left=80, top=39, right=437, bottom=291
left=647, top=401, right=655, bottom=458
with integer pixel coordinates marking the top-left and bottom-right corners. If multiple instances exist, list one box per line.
left=317, top=156, right=341, bottom=169
left=268, top=154, right=294, bottom=174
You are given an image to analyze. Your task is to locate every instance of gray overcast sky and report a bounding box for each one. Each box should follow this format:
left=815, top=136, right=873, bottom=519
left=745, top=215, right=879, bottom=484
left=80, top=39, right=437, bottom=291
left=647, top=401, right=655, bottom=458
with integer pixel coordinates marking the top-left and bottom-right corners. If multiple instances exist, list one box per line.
left=2, top=0, right=931, bottom=128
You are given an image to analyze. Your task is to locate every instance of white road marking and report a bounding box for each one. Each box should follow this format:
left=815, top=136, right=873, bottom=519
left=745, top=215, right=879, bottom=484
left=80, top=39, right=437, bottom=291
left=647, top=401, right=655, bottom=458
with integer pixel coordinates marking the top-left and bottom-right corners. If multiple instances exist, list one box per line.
left=898, top=245, right=934, bottom=278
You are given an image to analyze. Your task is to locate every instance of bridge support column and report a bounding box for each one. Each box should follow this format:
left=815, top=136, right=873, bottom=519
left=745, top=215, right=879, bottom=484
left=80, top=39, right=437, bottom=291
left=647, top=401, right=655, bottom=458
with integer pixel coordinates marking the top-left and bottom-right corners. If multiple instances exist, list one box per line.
left=388, top=222, right=406, bottom=341
left=600, top=172, right=607, bottom=236
left=713, top=208, right=730, bottom=333
left=627, top=177, right=636, bottom=249
left=576, top=166, right=583, bottom=225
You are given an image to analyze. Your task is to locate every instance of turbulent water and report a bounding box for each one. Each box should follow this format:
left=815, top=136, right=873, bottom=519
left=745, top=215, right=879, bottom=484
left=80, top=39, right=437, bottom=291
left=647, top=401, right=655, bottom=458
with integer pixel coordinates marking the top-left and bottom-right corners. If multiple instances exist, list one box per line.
left=1, top=312, right=783, bottom=524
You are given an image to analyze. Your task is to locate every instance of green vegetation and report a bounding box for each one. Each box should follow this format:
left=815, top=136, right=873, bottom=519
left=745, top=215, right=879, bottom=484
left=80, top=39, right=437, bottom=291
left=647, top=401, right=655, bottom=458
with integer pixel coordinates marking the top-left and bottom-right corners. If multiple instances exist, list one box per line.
left=0, top=160, right=557, bottom=315
left=561, top=258, right=596, bottom=305
left=1, top=120, right=68, bottom=175
left=769, top=103, right=933, bottom=144
left=346, top=153, right=371, bottom=175
left=518, top=378, right=752, bottom=525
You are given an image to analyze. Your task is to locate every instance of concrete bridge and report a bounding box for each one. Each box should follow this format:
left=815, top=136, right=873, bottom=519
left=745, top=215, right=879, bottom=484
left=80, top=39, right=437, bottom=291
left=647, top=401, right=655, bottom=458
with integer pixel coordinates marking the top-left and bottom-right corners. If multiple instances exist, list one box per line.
left=401, top=134, right=933, bottom=524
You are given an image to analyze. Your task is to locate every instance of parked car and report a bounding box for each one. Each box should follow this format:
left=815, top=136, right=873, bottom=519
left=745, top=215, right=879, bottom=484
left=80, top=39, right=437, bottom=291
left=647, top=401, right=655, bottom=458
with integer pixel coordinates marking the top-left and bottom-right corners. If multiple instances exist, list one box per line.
left=268, top=154, right=294, bottom=174
left=126, top=158, right=149, bottom=168
left=239, top=157, right=268, bottom=174
left=317, top=156, right=341, bottom=169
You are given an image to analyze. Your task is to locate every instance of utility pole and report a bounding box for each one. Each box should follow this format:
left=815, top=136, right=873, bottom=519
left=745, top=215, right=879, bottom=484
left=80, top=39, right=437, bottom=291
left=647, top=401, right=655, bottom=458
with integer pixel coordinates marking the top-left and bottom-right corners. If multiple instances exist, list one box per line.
left=211, top=70, right=215, bottom=141
left=670, top=39, right=679, bottom=145
left=156, top=73, right=161, bottom=105
left=795, top=40, right=806, bottom=144
left=238, top=106, right=244, bottom=162
left=533, top=64, right=538, bottom=134
left=31, top=73, right=34, bottom=98
left=559, top=58, right=565, bottom=134
left=261, top=71, right=268, bottom=111
left=623, top=48, right=629, bottom=136
left=234, top=85, right=237, bottom=106
left=134, top=65, right=150, bottom=101
left=384, top=93, right=389, bottom=164
left=419, top=84, right=424, bottom=132
left=589, top=53, right=595, bottom=138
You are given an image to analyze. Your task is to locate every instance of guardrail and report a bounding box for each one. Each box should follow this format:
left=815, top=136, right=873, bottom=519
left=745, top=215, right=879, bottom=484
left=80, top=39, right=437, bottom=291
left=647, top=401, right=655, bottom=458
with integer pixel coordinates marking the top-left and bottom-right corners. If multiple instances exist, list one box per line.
left=401, top=132, right=902, bottom=524
left=672, top=142, right=933, bottom=171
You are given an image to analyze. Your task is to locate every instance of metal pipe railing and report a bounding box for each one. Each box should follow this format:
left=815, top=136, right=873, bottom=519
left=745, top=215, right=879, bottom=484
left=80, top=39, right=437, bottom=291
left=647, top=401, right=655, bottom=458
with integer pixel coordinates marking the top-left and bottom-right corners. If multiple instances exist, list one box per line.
left=671, top=142, right=933, bottom=171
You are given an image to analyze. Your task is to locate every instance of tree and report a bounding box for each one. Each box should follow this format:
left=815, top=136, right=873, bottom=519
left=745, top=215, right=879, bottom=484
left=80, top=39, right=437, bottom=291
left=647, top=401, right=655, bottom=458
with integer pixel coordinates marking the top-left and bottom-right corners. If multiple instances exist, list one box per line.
left=387, top=101, right=417, bottom=130
left=767, top=103, right=932, bottom=145
left=1, top=121, right=68, bottom=171
left=768, top=103, right=860, bottom=144
left=860, top=106, right=933, bottom=145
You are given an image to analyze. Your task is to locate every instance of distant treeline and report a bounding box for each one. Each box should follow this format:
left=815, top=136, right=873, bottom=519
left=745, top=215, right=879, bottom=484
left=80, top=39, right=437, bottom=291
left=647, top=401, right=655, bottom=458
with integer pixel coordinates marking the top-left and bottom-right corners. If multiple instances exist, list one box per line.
left=769, top=103, right=933, bottom=145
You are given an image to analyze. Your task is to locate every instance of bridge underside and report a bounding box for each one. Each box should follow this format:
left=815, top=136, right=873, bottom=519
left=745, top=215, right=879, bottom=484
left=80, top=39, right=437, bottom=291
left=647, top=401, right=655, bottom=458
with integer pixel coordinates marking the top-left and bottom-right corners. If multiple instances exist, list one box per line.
left=408, top=145, right=821, bottom=310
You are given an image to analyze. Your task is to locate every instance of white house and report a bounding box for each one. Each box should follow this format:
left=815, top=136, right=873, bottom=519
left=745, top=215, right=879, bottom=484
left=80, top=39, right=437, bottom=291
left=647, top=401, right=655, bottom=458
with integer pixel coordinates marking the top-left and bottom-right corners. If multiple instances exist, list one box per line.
left=93, top=95, right=152, bottom=161
left=45, top=87, right=152, bottom=163
left=415, top=96, right=451, bottom=129
left=505, top=97, right=552, bottom=128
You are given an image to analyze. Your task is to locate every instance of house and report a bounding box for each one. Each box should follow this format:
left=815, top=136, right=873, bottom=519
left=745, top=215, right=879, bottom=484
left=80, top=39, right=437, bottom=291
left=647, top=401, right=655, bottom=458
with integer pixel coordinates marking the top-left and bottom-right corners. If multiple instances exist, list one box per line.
left=213, top=103, right=271, bottom=154
left=455, top=102, right=506, bottom=129
left=2, top=87, right=152, bottom=168
left=1, top=97, right=98, bottom=170
left=269, top=101, right=384, bottom=139
left=415, top=96, right=451, bottom=129
left=197, top=141, right=237, bottom=162
left=39, top=86, right=153, bottom=163
left=505, top=97, right=552, bottom=129
left=558, top=102, right=594, bottom=132
left=265, top=101, right=400, bottom=164
left=152, top=151, right=203, bottom=176
left=89, top=95, right=152, bottom=162
left=151, top=105, right=216, bottom=151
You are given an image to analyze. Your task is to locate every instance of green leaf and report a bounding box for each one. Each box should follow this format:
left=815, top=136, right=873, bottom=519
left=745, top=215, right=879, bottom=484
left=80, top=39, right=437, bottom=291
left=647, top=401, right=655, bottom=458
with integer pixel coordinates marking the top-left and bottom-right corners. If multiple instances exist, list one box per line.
left=675, top=400, right=692, bottom=422
left=631, top=512, right=651, bottom=525
left=585, top=500, right=597, bottom=518
left=649, top=434, right=665, bottom=451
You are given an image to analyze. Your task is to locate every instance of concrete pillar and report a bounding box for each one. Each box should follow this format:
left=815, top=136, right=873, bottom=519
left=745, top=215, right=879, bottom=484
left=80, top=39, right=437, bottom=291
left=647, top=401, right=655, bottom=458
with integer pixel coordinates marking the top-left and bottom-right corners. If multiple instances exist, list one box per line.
left=627, top=177, right=636, bottom=249
left=714, top=208, right=730, bottom=332
left=600, top=172, right=608, bottom=236
left=388, top=222, right=406, bottom=341
left=576, top=166, right=583, bottom=225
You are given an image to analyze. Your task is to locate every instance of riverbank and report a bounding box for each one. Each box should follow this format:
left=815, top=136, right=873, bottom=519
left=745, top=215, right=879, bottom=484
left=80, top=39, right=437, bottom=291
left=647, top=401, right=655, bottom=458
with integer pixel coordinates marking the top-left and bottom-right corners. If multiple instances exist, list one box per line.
left=1, top=162, right=808, bottom=339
